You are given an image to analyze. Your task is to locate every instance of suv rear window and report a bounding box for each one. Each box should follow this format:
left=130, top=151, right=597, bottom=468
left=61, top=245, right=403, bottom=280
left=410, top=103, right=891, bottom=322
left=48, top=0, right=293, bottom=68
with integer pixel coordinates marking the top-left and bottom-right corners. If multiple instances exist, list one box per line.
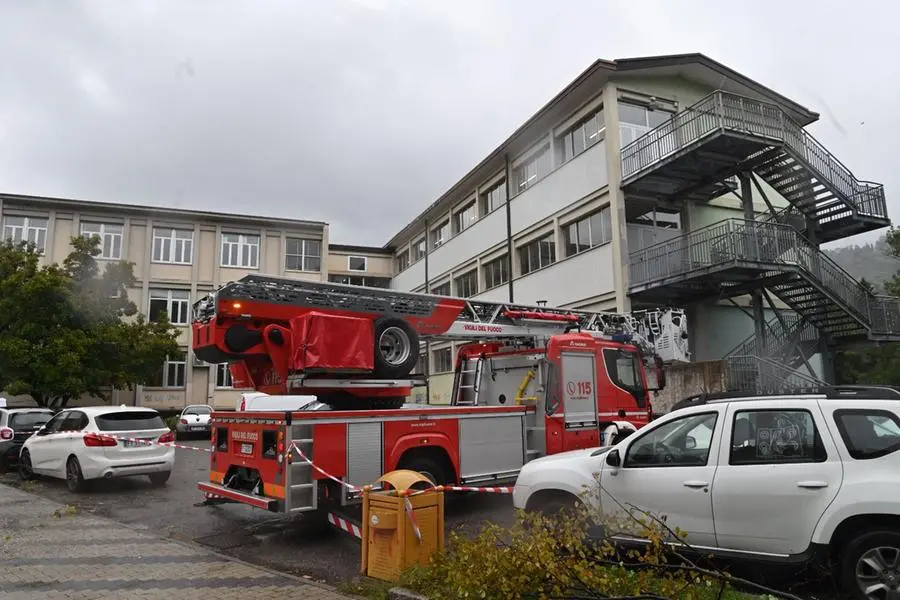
left=834, top=409, right=900, bottom=460
left=95, top=411, right=166, bottom=432
left=9, top=412, right=53, bottom=429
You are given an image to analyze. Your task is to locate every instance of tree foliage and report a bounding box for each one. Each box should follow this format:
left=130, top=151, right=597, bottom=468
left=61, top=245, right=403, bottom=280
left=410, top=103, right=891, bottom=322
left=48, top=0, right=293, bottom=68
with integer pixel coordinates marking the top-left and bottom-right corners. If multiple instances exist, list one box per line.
left=0, top=236, right=181, bottom=408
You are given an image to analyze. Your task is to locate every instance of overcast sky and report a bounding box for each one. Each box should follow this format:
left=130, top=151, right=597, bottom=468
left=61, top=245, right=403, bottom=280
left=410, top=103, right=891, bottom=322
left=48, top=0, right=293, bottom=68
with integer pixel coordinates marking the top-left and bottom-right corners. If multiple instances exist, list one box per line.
left=0, top=0, right=895, bottom=247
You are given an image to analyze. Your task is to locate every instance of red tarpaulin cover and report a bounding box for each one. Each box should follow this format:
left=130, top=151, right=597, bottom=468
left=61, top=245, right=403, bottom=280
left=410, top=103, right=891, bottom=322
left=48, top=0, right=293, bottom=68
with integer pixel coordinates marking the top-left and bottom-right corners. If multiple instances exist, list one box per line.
left=290, top=311, right=374, bottom=372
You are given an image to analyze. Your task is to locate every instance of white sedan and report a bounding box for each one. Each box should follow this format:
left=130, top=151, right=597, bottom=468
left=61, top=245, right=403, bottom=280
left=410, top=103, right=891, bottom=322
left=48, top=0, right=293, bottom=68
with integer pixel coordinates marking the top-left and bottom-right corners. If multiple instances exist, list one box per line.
left=18, top=406, right=175, bottom=493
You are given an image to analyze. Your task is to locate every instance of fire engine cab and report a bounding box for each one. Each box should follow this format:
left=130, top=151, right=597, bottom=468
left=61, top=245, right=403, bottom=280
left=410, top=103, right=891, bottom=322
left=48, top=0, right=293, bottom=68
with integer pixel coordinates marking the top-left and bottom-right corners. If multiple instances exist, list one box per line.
left=193, top=275, right=688, bottom=515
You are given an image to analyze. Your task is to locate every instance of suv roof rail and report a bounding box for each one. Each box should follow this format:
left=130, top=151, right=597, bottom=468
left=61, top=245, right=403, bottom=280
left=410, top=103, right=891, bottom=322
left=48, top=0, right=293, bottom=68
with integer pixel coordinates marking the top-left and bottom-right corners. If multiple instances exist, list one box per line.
left=822, top=385, right=900, bottom=400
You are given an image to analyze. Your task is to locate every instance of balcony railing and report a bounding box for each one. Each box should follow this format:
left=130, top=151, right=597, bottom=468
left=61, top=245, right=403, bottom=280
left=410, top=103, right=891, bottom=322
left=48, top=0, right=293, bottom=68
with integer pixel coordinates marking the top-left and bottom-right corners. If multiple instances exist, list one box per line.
left=620, top=91, right=888, bottom=220
left=628, top=218, right=900, bottom=336
left=727, top=355, right=825, bottom=394
left=725, top=312, right=818, bottom=360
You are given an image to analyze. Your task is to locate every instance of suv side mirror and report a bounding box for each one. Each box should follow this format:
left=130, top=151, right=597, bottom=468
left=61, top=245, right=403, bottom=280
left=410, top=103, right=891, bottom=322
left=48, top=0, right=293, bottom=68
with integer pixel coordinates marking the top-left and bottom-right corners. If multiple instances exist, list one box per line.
left=35, top=427, right=48, bottom=436
left=684, top=435, right=696, bottom=450
left=606, top=449, right=621, bottom=468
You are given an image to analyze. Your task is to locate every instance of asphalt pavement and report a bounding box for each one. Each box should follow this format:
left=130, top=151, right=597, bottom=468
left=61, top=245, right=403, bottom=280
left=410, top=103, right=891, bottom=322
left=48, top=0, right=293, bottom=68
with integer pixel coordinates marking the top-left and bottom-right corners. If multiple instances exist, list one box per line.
left=0, top=438, right=517, bottom=585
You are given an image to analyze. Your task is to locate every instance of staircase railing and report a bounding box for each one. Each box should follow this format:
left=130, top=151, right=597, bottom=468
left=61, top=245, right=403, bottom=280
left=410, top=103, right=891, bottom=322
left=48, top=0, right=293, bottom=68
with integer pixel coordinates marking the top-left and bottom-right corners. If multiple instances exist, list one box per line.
left=725, top=312, right=818, bottom=359
left=726, top=355, right=825, bottom=394
left=620, top=91, right=888, bottom=220
left=629, top=218, right=900, bottom=336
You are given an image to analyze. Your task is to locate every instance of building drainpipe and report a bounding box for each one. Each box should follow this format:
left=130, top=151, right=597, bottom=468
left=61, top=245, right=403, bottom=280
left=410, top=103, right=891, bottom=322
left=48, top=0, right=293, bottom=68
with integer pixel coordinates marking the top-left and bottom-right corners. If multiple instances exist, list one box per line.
left=423, top=218, right=431, bottom=404
left=504, top=153, right=514, bottom=303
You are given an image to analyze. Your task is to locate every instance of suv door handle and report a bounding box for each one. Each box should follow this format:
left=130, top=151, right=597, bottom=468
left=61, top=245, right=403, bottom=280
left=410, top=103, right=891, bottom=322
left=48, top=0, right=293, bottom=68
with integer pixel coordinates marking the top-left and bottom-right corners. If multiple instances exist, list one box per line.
left=797, top=481, right=828, bottom=489
left=683, top=480, right=709, bottom=488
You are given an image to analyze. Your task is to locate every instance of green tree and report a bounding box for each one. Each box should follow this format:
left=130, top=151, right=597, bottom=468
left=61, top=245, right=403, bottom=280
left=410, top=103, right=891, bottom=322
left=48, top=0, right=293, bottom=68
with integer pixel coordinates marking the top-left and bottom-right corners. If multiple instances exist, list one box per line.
left=0, top=236, right=181, bottom=408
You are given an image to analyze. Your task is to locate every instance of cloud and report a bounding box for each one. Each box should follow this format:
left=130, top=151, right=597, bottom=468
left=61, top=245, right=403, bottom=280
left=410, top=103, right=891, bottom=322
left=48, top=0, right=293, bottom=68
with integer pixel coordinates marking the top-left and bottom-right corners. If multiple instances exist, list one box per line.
left=0, top=0, right=896, bottom=248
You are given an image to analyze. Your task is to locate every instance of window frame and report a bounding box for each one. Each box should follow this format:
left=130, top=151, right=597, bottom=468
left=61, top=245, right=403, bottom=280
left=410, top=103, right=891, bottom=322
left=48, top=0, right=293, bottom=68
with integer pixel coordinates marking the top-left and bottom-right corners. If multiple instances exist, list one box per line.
left=483, top=255, right=509, bottom=290
left=480, top=180, right=507, bottom=216
left=518, top=233, right=556, bottom=276
left=431, top=221, right=450, bottom=250
left=556, top=107, right=605, bottom=165
left=284, top=237, right=322, bottom=272
left=328, top=274, right=391, bottom=288
left=396, top=248, right=410, bottom=272
left=148, top=289, right=191, bottom=326
left=564, top=207, right=612, bottom=257
left=80, top=221, right=124, bottom=260
left=833, top=408, right=900, bottom=461
left=453, top=200, right=479, bottom=235
left=347, top=255, right=368, bottom=272
left=431, top=281, right=451, bottom=296
left=623, top=411, right=720, bottom=468
left=728, top=408, right=828, bottom=466
left=512, top=144, right=551, bottom=194
left=161, top=356, right=187, bottom=389
left=3, top=215, right=49, bottom=254
left=411, top=237, right=426, bottom=262
left=432, top=347, right=453, bottom=373
left=220, top=232, right=260, bottom=269
left=453, top=269, right=478, bottom=298
left=151, top=227, right=193, bottom=265
left=216, top=363, right=234, bottom=389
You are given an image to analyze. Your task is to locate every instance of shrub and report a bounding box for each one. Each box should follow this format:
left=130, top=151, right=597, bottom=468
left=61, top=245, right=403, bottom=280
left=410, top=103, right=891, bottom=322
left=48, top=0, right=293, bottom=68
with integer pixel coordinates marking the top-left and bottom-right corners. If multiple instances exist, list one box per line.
left=164, top=415, right=179, bottom=431
left=397, top=489, right=789, bottom=600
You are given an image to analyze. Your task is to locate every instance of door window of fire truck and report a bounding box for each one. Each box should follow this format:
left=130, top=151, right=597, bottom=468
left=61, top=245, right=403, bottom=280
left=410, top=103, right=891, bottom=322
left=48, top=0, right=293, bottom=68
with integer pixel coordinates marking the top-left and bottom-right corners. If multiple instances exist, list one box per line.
left=545, top=361, right=562, bottom=415
left=603, top=349, right=647, bottom=407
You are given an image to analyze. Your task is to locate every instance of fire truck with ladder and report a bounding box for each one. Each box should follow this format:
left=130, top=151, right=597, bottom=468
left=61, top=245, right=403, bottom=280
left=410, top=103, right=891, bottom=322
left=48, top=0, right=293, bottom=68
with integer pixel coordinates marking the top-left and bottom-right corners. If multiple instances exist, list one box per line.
left=193, top=274, right=688, bottom=515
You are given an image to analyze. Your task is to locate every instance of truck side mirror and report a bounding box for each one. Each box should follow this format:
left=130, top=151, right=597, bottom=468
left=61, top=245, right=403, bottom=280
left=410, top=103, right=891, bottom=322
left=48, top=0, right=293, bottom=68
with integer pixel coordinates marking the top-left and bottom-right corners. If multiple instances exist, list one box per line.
left=655, top=356, right=666, bottom=391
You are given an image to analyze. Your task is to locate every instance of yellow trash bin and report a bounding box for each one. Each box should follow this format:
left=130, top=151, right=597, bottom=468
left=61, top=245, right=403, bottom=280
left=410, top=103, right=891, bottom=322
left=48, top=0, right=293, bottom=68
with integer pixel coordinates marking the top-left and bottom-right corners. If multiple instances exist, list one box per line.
left=361, top=470, right=445, bottom=582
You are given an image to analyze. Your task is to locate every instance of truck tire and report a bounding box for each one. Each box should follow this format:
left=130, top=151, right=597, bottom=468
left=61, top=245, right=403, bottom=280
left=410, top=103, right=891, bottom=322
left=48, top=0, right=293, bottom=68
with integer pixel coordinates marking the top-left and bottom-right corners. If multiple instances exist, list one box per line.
left=397, top=454, right=447, bottom=486
left=373, top=317, right=419, bottom=379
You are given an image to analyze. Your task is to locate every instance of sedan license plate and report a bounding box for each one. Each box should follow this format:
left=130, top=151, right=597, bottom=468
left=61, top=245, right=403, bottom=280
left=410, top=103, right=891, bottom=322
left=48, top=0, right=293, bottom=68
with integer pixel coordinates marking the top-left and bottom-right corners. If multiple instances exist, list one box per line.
left=190, top=426, right=205, bottom=431
left=240, top=443, right=253, bottom=456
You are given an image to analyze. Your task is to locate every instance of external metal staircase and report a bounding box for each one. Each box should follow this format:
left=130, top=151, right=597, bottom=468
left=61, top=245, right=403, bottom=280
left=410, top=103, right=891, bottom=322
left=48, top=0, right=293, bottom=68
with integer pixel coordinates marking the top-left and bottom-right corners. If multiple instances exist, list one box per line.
left=620, top=91, right=889, bottom=243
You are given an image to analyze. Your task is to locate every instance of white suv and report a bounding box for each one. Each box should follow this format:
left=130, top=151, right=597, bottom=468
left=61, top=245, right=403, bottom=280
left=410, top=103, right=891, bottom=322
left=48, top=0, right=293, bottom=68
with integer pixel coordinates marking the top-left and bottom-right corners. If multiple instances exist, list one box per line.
left=513, top=386, right=900, bottom=600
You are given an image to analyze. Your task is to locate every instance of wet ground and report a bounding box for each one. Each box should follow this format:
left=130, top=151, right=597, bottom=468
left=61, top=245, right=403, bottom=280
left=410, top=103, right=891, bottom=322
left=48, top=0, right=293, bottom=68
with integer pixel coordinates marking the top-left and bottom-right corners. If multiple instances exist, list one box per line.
left=0, top=439, right=516, bottom=584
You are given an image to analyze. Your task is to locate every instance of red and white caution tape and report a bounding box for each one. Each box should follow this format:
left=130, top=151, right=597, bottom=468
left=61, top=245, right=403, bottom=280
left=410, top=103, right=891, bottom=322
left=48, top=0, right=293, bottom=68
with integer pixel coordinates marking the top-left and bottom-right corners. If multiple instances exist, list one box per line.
left=403, top=497, right=423, bottom=543
left=56, top=430, right=212, bottom=453
left=289, top=442, right=361, bottom=492
left=328, top=512, right=362, bottom=539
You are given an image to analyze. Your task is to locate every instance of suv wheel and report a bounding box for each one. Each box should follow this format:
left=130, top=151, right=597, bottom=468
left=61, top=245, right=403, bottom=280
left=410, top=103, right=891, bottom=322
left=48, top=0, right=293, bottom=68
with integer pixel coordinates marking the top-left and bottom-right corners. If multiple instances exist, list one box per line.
left=841, top=530, right=900, bottom=600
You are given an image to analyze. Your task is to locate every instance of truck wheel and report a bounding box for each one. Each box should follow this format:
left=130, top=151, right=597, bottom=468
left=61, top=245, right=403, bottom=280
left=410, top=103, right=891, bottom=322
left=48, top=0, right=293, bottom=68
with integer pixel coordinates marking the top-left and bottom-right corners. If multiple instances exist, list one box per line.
left=841, top=529, right=900, bottom=600
left=397, top=455, right=447, bottom=487
left=373, top=317, right=419, bottom=379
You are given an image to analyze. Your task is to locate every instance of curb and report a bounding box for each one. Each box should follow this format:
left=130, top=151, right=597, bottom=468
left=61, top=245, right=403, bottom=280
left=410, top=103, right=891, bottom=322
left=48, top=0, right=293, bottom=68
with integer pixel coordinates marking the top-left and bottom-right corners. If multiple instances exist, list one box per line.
left=388, top=587, right=429, bottom=600
left=0, top=481, right=363, bottom=599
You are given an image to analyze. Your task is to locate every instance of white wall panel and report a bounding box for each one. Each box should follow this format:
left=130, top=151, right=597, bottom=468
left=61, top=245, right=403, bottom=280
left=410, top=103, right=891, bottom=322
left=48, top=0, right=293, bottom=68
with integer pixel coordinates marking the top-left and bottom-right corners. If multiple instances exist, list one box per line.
left=391, top=256, right=425, bottom=291
left=427, top=208, right=506, bottom=278
left=472, top=285, right=510, bottom=303
left=513, top=243, right=614, bottom=307
left=510, top=141, right=608, bottom=236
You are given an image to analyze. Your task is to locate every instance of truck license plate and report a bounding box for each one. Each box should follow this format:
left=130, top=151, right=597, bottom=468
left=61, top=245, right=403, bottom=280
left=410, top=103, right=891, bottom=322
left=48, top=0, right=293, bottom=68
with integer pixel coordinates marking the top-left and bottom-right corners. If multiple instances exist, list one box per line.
left=240, top=443, right=253, bottom=455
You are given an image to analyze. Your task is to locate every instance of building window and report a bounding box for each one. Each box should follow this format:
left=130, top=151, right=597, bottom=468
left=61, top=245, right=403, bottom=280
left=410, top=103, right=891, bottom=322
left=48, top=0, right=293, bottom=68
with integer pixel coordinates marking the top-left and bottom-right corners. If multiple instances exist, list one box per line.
left=221, top=233, right=259, bottom=268
left=512, top=144, right=551, bottom=193
left=557, top=107, right=605, bottom=165
left=347, top=256, right=367, bottom=271
left=483, top=255, right=509, bottom=290
left=431, top=221, right=449, bottom=249
left=431, top=281, right=450, bottom=296
left=480, top=180, right=507, bottom=216
left=414, top=353, right=428, bottom=376
left=81, top=222, right=123, bottom=260
left=148, top=289, right=190, bottom=325
left=432, top=347, right=453, bottom=373
left=151, top=228, right=193, bottom=264
left=163, top=356, right=187, bottom=388
left=454, top=270, right=478, bottom=298
left=619, top=102, right=672, bottom=147
left=564, top=208, right=612, bottom=257
left=453, top=201, right=478, bottom=235
left=519, top=234, right=556, bottom=275
left=216, top=364, right=233, bottom=389
left=3, top=216, right=48, bottom=253
left=397, top=249, right=410, bottom=272
left=328, top=274, right=391, bottom=288
left=285, top=238, right=321, bottom=272
left=411, top=237, right=426, bottom=262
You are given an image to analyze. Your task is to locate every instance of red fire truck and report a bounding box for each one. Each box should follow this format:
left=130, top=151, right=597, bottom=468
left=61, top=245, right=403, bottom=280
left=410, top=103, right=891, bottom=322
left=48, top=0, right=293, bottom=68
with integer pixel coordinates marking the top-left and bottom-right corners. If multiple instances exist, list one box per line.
left=193, top=275, right=687, bottom=514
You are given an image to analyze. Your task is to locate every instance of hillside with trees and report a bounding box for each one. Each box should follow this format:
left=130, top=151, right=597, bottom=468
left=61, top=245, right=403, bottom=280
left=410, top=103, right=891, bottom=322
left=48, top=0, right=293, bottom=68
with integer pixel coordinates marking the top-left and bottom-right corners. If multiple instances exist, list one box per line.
left=825, top=234, right=900, bottom=292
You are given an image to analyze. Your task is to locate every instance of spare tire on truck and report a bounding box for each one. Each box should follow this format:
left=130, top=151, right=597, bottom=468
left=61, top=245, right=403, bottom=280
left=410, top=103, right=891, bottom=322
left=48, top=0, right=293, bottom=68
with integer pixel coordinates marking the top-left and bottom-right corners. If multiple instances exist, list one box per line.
left=373, top=317, right=419, bottom=379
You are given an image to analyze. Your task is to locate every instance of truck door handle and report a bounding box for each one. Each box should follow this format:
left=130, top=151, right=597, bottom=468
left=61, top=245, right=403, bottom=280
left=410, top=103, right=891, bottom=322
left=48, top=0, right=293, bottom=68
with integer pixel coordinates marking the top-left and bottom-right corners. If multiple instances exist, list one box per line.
left=797, top=481, right=828, bottom=489
left=682, top=480, right=708, bottom=489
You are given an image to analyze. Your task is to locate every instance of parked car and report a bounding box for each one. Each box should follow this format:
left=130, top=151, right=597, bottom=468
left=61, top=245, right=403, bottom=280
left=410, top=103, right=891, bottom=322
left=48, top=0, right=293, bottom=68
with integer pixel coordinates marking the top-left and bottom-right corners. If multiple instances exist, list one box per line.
left=512, top=385, right=900, bottom=600
left=0, top=407, right=54, bottom=473
left=175, top=404, right=213, bottom=440
left=19, top=406, right=175, bottom=492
